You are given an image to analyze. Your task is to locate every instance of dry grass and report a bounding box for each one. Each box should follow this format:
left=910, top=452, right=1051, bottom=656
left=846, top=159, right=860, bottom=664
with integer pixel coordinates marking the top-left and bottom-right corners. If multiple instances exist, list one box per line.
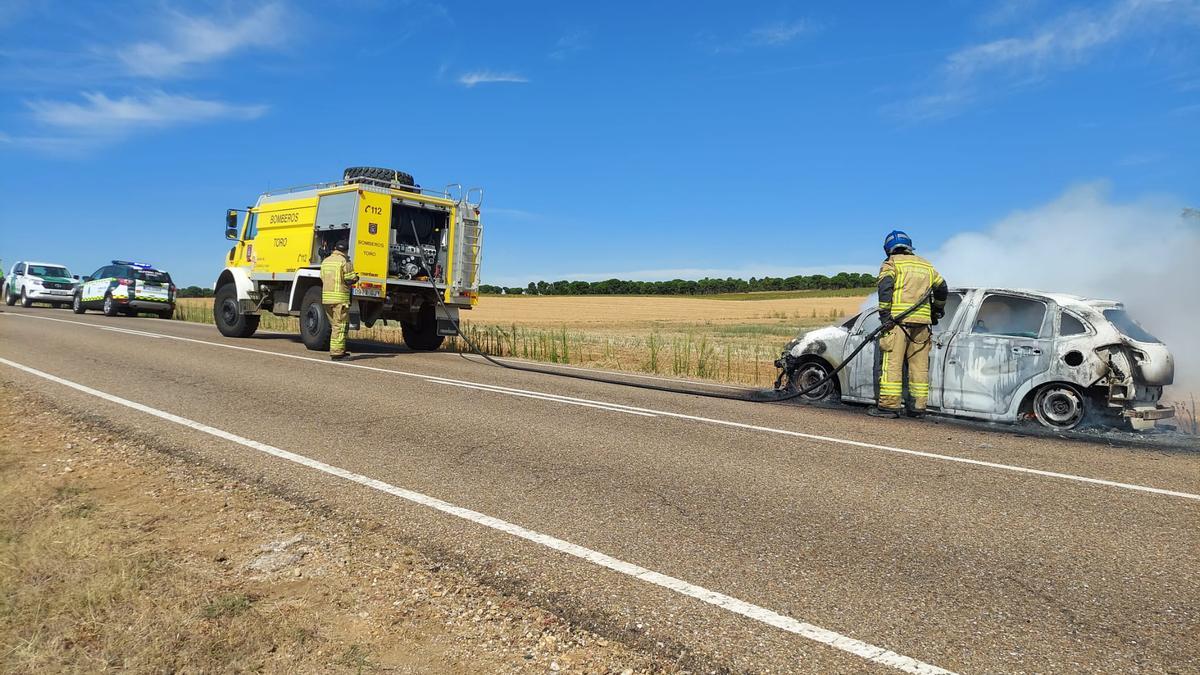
left=174, top=294, right=864, bottom=387
left=1174, top=395, right=1198, bottom=435
left=0, top=388, right=666, bottom=674
left=466, top=293, right=865, bottom=327
left=0, top=445, right=321, bottom=672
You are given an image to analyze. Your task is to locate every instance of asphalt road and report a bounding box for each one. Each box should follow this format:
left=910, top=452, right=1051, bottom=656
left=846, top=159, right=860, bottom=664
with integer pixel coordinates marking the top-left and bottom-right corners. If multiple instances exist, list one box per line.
left=2, top=305, right=1197, bottom=673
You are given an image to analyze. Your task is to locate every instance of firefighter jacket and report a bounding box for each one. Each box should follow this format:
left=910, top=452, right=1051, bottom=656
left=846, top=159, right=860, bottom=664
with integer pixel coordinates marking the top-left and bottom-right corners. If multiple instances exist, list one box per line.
left=320, top=250, right=358, bottom=304
left=877, top=253, right=947, bottom=325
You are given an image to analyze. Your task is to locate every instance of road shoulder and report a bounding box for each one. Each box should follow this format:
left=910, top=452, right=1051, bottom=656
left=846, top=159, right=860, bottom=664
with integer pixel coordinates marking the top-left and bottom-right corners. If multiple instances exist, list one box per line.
left=0, top=381, right=667, bottom=674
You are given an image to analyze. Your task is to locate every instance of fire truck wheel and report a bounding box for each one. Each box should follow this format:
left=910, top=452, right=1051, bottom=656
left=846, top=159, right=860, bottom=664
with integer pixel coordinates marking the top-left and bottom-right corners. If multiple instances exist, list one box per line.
left=299, top=286, right=331, bottom=351
left=343, top=166, right=418, bottom=192
left=213, top=283, right=259, bottom=338
left=401, top=307, right=444, bottom=351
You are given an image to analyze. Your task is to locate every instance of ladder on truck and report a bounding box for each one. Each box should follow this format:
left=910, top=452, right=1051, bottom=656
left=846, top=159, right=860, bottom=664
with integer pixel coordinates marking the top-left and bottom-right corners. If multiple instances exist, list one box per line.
left=455, top=217, right=483, bottom=296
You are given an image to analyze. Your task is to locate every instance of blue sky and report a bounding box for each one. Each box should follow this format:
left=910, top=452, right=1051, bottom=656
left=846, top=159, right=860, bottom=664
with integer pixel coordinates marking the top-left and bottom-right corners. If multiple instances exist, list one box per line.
left=1, top=0, right=1198, bottom=287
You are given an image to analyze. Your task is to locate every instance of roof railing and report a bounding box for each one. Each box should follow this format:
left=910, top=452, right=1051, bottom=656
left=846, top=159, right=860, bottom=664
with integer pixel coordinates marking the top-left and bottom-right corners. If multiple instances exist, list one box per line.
left=261, top=178, right=453, bottom=200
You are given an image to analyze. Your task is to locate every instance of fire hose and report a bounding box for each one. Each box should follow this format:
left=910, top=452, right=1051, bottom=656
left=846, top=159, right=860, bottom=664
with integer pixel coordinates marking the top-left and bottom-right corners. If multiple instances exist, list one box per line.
left=407, top=219, right=931, bottom=405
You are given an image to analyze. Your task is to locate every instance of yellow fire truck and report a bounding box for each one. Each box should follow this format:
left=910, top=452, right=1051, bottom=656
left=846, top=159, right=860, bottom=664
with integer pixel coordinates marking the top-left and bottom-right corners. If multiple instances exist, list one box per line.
left=213, top=167, right=482, bottom=351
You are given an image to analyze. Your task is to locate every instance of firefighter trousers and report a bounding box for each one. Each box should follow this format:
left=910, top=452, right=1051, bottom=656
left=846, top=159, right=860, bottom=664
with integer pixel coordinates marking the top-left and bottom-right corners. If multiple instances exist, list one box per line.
left=325, top=302, right=349, bottom=355
left=878, top=323, right=931, bottom=411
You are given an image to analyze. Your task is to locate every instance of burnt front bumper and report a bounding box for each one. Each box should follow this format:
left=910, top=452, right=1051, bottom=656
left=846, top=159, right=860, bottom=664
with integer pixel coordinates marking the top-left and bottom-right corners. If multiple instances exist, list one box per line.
left=1123, top=405, right=1175, bottom=430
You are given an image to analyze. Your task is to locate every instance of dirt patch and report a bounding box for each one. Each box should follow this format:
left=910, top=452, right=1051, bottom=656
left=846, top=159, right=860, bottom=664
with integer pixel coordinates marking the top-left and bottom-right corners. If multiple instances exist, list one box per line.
left=0, top=383, right=671, bottom=674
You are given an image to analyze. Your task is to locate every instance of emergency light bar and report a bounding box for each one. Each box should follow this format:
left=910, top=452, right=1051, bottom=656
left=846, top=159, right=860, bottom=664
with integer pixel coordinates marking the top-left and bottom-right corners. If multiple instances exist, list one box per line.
left=112, top=260, right=155, bottom=269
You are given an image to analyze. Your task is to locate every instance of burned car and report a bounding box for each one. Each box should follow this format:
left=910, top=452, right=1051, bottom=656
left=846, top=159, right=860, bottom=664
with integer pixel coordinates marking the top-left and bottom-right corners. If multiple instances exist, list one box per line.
left=775, top=288, right=1175, bottom=431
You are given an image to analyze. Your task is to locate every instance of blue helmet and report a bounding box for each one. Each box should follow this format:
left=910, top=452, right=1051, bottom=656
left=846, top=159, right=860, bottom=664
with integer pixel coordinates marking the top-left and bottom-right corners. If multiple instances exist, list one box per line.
left=883, top=230, right=913, bottom=255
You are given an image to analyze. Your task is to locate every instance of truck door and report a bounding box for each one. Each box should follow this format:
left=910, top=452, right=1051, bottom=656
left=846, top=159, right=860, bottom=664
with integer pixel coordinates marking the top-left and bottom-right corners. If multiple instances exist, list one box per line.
left=228, top=212, right=257, bottom=268
left=941, top=292, right=1054, bottom=414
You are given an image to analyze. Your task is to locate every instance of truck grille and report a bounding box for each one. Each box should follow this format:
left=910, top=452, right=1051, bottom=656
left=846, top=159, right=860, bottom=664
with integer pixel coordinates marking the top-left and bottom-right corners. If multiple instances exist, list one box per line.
left=45, top=282, right=72, bottom=290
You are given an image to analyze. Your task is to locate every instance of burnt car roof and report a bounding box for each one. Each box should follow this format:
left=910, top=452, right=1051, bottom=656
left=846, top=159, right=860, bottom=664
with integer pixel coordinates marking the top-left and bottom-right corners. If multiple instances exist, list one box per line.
left=947, top=287, right=1120, bottom=311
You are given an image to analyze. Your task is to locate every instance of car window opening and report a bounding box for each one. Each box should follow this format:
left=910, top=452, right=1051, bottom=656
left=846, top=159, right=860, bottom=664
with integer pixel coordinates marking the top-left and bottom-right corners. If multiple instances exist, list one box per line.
left=135, top=269, right=171, bottom=284
left=933, top=292, right=963, bottom=333
left=28, top=265, right=71, bottom=278
left=1060, top=311, right=1088, bottom=336
left=972, top=295, right=1046, bottom=338
left=1103, top=309, right=1160, bottom=343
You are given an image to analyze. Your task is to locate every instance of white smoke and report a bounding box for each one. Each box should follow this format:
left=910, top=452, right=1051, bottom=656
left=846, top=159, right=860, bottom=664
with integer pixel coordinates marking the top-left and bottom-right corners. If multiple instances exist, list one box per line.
left=928, top=182, right=1200, bottom=393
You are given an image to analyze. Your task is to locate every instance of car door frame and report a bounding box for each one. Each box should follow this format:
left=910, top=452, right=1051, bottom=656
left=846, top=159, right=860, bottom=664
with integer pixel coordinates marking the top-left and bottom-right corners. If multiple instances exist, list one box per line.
left=939, top=290, right=1056, bottom=419
left=840, top=310, right=881, bottom=404
left=82, top=266, right=112, bottom=308
left=6, top=262, right=22, bottom=296
left=926, top=289, right=972, bottom=410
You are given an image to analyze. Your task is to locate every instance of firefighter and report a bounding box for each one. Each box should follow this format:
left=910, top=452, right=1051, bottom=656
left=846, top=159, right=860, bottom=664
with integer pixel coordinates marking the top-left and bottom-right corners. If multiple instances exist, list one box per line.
left=320, top=239, right=359, bottom=360
left=868, top=230, right=948, bottom=419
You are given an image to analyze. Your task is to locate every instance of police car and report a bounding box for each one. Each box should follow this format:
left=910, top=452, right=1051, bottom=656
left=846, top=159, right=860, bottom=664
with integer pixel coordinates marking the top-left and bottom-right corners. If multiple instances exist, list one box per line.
left=73, top=260, right=177, bottom=318
left=4, top=260, right=79, bottom=308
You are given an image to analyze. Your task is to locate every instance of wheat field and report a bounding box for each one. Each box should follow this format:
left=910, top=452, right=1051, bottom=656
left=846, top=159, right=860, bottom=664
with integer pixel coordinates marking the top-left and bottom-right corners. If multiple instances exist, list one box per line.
left=174, top=292, right=869, bottom=387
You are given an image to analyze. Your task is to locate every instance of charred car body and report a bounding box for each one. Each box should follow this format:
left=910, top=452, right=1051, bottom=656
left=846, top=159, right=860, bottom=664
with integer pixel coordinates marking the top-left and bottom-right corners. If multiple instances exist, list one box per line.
left=776, top=288, right=1175, bottom=431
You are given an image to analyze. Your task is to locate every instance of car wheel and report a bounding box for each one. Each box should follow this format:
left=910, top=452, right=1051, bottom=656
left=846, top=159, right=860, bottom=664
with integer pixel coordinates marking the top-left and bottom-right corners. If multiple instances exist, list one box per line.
left=102, top=294, right=118, bottom=317
left=1032, top=384, right=1087, bottom=430
left=72, top=294, right=86, bottom=314
left=787, top=360, right=838, bottom=401
left=20, top=288, right=33, bottom=308
left=156, top=309, right=174, bottom=319
left=3, top=286, right=14, bottom=306
left=300, top=286, right=331, bottom=351
left=212, top=283, right=259, bottom=337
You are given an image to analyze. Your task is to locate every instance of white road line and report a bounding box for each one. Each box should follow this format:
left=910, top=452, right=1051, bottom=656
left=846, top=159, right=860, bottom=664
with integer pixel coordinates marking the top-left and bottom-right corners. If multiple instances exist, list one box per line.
left=0, top=355, right=953, bottom=675
left=6, top=312, right=1200, bottom=502
left=433, top=380, right=657, bottom=417
left=97, top=325, right=164, bottom=338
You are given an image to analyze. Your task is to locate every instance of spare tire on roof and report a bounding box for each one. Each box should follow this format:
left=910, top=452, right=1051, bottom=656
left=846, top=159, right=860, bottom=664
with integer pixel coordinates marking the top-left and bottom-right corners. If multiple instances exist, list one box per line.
left=343, top=166, right=419, bottom=192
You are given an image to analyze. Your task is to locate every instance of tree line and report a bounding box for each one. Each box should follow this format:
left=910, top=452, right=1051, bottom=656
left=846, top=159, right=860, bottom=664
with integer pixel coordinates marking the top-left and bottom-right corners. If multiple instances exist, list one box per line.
left=177, top=286, right=214, bottom=298
left=478, top=272, right=876, bottom=296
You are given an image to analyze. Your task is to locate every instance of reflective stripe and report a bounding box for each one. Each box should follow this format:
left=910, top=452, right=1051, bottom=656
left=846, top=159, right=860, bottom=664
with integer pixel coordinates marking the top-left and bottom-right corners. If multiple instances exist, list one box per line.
left=879, top=351, right=904, bottom=395
left=890, top=258, right=937, bottom=320
left=878, top=269, right=895, bottom=311
left=320, top=254, right=351, bottom=304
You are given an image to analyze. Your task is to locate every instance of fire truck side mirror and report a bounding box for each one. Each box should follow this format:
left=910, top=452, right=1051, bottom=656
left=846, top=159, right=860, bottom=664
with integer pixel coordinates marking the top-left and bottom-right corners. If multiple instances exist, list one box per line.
left=225, top=210, right=239, bottom=240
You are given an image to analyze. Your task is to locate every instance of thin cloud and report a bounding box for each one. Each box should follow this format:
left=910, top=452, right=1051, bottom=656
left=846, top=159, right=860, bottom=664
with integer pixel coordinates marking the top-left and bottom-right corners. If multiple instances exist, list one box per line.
left=893, top=0, right=1200, bottom=120
left=550, top=29, right=589, bottom=60
left=12, top=90, right=267, bottom=153
left=748, top=20, right=816, bottom=46
left=458, top=71, right=529, bottom=87
left=27, top=91, right=266, bottom=130
left=118, top=3, right=289, bottom=78
left=702, top=18, right=819, bottom=54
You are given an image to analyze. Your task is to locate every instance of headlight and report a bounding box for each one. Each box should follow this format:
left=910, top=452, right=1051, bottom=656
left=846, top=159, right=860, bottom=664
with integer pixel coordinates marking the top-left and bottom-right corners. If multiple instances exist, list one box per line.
left=28, top=278, right=43, bottom=285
